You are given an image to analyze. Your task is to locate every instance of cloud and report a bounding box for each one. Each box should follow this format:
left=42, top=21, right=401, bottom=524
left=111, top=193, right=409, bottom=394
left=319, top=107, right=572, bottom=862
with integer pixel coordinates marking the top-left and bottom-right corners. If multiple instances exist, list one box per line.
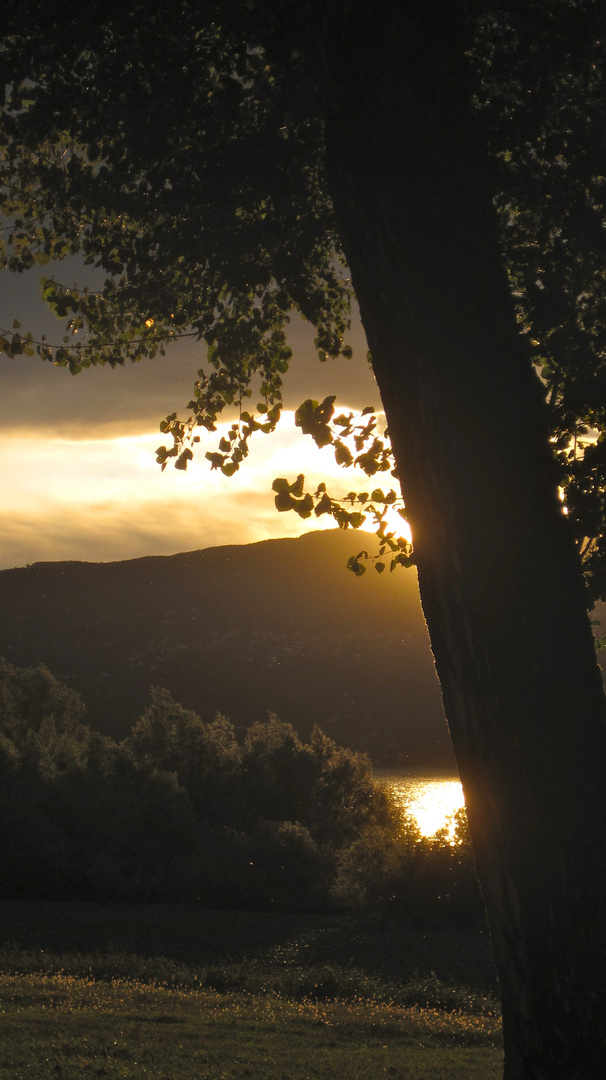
left=0, top=260, right=378, bottom=435
left=0, top=411, right=402, bottom=569
left=1, top=258, right=393, bottom=568
left=0, top=494, right=317, bottom=569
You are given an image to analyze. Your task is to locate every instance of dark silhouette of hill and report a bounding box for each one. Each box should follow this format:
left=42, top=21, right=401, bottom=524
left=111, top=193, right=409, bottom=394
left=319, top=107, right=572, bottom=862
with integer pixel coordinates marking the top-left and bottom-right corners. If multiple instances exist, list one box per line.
left=0, top=530, right=454, bottom=766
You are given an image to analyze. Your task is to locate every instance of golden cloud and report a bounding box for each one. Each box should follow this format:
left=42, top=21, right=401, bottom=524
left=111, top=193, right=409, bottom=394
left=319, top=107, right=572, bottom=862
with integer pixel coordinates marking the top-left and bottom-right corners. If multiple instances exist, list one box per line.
left=0, top=411, right=400, bottom=569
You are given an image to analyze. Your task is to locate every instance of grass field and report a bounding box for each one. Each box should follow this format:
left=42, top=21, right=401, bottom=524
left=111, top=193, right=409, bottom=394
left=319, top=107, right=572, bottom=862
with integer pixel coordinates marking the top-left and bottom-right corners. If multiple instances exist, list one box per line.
left=0, top=904, right=502, bottom=1079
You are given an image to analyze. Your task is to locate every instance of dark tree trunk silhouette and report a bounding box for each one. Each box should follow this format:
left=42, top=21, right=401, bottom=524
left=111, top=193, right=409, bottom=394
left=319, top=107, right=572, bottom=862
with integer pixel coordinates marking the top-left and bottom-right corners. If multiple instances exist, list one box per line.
left=321, top=5, right=606, bottom=1077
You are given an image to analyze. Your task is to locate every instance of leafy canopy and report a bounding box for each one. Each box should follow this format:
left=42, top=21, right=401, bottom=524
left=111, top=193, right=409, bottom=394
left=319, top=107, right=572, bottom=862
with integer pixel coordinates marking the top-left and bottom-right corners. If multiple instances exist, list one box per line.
left=1, top=1, right=605, bottom=594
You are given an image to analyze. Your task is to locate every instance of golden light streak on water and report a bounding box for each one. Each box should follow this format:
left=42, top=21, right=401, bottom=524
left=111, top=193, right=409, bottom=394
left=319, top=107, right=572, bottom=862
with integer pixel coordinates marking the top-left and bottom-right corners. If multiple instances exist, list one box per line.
left=377, top=773, right=466, bottom=843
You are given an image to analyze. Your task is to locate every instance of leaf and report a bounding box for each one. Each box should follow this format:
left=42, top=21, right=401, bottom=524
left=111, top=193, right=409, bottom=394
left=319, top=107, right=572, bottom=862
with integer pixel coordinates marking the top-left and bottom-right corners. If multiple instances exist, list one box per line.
left=393, top=552, right=416, bottom=569
left=205, top=452, right=225, bottom=469
left=314, top=492, right=333, bottom=516
left=294, top=397, right=334, bottom=448
left=289, top=473, right=305, bottom=497
left=274, top=489, right=293, bottom=512
left=348, top=512, right=366, bottom=528
left=293, top=493, right=314, bottom=518
left=375, top=561, right=386, bottom=573
left=346, top=556, right=366, bottom=577
left=334, top=440, right=353, bottom=467
left=272, top=477, right=290, bottom=493
left=175, top=448, right=194, bottom=470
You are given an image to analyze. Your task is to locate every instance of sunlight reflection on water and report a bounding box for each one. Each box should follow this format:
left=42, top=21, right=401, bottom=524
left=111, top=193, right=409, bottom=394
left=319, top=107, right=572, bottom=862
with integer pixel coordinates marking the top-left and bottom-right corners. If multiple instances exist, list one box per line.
left=376, top=772, right=465, bottom=842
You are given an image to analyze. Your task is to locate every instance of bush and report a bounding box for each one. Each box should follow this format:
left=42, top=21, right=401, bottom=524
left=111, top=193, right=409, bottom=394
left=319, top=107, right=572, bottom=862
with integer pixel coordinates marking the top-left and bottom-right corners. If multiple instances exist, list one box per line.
left=126, top=688, right=241, bottom=821
left=332, top=806, right=484, bottom=923
left=0, top=662, right=482, bottom=920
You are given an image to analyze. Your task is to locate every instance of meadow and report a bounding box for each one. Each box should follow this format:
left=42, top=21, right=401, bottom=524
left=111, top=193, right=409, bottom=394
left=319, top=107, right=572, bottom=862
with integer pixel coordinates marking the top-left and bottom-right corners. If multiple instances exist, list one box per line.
left=0, top=903, right=502, bottom=1080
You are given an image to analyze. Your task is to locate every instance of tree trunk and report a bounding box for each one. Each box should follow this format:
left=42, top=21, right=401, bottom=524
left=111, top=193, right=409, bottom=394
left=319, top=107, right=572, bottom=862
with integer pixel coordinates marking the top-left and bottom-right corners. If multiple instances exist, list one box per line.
left=320, top=5, right=606, bottom=1077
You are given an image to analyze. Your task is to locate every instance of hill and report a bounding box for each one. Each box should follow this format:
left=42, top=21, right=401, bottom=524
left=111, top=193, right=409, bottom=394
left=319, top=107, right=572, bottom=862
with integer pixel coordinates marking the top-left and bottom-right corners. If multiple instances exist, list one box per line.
left=0, top=529, right=453, bottom=766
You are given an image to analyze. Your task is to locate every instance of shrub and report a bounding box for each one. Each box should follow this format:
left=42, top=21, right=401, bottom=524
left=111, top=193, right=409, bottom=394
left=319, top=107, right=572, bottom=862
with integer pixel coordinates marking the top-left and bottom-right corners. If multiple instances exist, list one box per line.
left=0, top=663, right=482, bottom=920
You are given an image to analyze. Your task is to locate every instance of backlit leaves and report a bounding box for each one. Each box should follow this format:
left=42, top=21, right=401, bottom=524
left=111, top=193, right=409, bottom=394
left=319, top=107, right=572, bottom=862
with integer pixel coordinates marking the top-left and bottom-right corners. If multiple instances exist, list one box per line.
left=272, top=472, right=414, bottom=573
left=294, top=396, right=336, bottom=448
left=0, top=4, right=352, bottom=476
left=2, top=2, right=606, bottom=592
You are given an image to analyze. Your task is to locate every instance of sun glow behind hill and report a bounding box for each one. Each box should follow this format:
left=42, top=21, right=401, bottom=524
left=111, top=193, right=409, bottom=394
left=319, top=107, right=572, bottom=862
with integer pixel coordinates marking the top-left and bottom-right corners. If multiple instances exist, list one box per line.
left=0, top=409, right=409, bottom=570
left=1, top=256, right=392, bottom=569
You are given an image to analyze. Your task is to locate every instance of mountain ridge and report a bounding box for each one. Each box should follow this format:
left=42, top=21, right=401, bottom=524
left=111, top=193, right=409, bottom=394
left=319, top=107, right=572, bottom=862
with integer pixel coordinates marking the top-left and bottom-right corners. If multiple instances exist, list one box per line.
left=0, top=529, right=454, bottom=766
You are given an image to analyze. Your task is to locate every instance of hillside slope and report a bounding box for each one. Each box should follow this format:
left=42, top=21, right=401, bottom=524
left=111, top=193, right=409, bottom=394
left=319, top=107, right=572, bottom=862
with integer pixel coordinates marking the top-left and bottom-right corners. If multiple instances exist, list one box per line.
left=0, top=530, right=453, bottom=765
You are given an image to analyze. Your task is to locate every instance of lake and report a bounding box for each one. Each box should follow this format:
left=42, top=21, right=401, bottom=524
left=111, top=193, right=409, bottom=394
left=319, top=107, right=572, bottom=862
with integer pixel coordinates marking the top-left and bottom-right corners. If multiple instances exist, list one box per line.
left=376, top=771, right=465, bottom=842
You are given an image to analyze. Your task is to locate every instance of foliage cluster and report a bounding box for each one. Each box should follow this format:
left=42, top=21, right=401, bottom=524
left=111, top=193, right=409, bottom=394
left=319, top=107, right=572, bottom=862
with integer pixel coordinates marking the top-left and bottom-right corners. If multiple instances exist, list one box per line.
left=0, top=658, right=480, bottom=918
left=2, top=3, right=605, bottom=591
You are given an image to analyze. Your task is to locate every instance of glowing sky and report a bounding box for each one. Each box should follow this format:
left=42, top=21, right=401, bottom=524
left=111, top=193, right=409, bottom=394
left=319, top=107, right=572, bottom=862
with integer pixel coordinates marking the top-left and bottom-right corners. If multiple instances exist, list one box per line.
left=0, top=259, right=387, bottom=569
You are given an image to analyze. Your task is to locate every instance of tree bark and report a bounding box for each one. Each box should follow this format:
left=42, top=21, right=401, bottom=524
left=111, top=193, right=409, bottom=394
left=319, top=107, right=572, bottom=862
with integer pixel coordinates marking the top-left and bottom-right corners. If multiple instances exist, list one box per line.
left=320, top=5, right=606, bottom=1077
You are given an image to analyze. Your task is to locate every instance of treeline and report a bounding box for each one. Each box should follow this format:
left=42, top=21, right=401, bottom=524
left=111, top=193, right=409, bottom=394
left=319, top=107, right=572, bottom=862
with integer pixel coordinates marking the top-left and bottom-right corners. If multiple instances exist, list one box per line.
left=0, top=658, right=481, bottom=918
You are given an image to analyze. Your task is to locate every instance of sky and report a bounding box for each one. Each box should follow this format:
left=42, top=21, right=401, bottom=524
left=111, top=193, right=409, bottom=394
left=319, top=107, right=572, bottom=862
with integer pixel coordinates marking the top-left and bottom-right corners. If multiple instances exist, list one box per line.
left=0, top=257, right=392, bottom=569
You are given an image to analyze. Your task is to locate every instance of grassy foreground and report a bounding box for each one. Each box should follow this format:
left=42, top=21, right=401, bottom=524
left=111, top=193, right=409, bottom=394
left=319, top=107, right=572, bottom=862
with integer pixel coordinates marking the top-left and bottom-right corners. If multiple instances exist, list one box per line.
left=0, top=971, right=501, bottom=1080
left=0, top=904, right=502, bottom=1079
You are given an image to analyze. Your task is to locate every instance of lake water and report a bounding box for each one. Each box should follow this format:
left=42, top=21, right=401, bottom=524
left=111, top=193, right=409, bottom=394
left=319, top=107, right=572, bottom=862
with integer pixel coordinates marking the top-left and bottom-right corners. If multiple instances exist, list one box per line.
left=376, top=771, right=465, bottom=842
